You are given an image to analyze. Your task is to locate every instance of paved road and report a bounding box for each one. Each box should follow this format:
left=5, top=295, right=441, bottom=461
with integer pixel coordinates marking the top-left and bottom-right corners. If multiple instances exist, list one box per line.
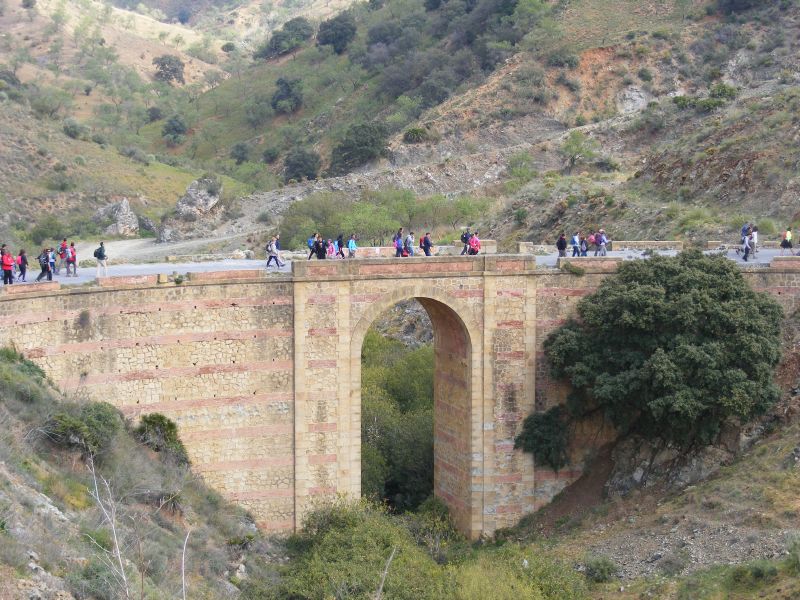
left=5, top=248, right=795, bottom=289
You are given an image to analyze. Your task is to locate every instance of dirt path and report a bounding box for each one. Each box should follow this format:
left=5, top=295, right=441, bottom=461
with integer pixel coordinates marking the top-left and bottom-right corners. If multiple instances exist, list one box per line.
left=75, top=232, right=249, bottom=264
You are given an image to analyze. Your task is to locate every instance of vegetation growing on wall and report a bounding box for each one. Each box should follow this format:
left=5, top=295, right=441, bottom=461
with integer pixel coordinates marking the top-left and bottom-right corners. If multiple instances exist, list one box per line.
left=517, top=252, right=783, bottom=469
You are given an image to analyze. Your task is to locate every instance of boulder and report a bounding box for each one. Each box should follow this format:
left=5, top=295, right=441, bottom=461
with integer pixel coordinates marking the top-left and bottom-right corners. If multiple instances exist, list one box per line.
left=175, top=178, right=221, bottom=219
left=94, top=198, right=139, bottom=237
left=616, top=86, right=651, bottom=115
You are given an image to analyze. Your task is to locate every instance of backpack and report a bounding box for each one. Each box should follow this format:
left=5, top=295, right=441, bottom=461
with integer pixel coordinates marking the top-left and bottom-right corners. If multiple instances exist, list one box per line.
left=395, top=237, right=403, bottom=250
left=588, top=234, right=596, bottom=245
left=307, top=237, right=315, bottom=249
left=460, top=232, right=470, bottom=244
left=38, top=253, right=48, bottom=267
left=267, top=241, right=275, bottom=254
left=93, top=247, right=101, bottom=259
left=419, top=237, right=425, bottom=249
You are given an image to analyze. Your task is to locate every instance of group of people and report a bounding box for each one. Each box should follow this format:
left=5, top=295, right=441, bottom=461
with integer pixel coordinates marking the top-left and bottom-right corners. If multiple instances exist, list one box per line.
left=0, top=239, right=79, bottom=285
left=736, top=223, right=760, bottom=262
left=459, top=228, right=482, bottom=255
left=0, top=239, right=110, bottom=285
left=304, top=233, right=359, bottom=261
left=393, top=228, right=436, bottom=257
left=556, top=229, right=610, bottom=257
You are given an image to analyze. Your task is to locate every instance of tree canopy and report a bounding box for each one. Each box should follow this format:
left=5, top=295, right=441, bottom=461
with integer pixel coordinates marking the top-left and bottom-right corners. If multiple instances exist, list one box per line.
left=283, top=147, right=321, bottom=183
left=254, top=17, right=314, bottom=59
left=521, top=252, right=783, bottom=466
left=317, top=12, right=357, bottom=54
left=328, top=122, right=388, bottom=176
left=270, top=77, right=303, bottom=114
left=152, top=55, right=185, bottom=85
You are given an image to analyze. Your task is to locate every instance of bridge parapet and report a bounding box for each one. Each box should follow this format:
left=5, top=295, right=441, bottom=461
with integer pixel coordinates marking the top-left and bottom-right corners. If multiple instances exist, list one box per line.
left=292, top=254, right=536, bottom=279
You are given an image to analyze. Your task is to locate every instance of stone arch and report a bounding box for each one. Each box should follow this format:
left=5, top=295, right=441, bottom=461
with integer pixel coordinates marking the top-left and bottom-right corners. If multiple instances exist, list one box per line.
left=348, top=287, right=483, bottom=536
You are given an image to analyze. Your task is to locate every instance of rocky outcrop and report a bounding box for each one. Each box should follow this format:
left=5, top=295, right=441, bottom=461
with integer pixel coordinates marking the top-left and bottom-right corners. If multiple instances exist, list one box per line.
left=94, top=198, right=139, bottom=237
left=157, top=178, right=224, bottom=243
left=175, top=178, right=222, bottom=219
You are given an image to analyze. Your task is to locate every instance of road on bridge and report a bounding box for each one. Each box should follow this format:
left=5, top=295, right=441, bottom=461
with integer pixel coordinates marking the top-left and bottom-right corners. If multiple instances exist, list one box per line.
left=6, top=248, right=791, bottom=288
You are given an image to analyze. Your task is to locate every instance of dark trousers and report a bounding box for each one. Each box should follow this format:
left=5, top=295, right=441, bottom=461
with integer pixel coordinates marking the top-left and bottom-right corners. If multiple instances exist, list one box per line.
left=267, top=256, right=281, bottom=267
left=3, top=270, right=12, bottom=284
left=572, top=246, right=579, bottom=257
left=461, top=244, right=468, bottom=255
left=36, top=266, right=52, bottom=282
left=424, top=248, right=431, bottom=256
left=18, top=266, right=26, bottom=281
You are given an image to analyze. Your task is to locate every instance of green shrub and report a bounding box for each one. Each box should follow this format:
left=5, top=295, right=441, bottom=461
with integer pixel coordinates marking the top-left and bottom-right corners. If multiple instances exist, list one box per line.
left=62, top=117, right=88, bottom=140
left=542, top=252, right=783, bottom=447
left=134, top=413, right=189, bottom=465
left=119, top=146, right=150, bottom=165
left=514, top=406, right=569, bottom=470
left=638, top=67, right=653, bottom=82
left=48, top=402, right=123, bottom=457
left=329, top=122, right=388, bottom=176
left=262, top=146, right=280, bottom=164
left=284, top=147, right=321, bottom=182
left=403, top=127, right=429, bottom=143
left=710, top=82, right=737, bottom=99
left=584, top=554, right=619, bottom=583
left=548, top=48, right=579, bottom=68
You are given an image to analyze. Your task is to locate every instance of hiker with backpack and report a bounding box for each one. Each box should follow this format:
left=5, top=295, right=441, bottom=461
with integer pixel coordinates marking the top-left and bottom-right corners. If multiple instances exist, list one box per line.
left=392, top=228, right=404, bottom=258
left=468, top=231, right=481, bottom=255
left=571, top=231, right=580, bottom=257
left=266, top=236, right=284, bottom=268
left=742, top=232, right=753, bottom=262
left=580, top=236, right=588, bottom=257
left=404, top=232, right=415, bottom=257
left=460, top=228, right=471, bottom=255
left=348, top=234, right=358, bottom=258
left=16, top=250, right=27, bottom=282
left=36, top=248, right=52, bottom=282
left=326, top=239, right=335, bottom=259
left=556, top=232, right=568, bottom=258
left=65, top=242, right=77, bottom=277
left=93, top=241, right=108, bottom=277
left=421, top=232, right=433, bottom=256
left=336, top=234, right=346, bottom=259
left=781, top=226, right=794, bottom=256
left=307, top=233, right=319, bottom=260
left=55, top=238, right=68, bottom=275
left=595, top=229, right=608, bottom=256
left=314, top=236, right=327, bottom=260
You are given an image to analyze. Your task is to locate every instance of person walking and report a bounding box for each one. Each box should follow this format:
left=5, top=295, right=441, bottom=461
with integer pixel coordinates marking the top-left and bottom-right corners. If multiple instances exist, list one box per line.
left=579, top=236, right=588, bottom=257
left=336, top=234, right=346, bottom=259
left=266, top=236, right=283, bottom=268
left=55, top=238, right=68, bottom=275
left=393, top=228, right=404, bottom=258
left=571, top=231, right=580, bottom=257
left=422, top=232, right=433, bottom=256
left=94, top=241, right=108, bottom=277
left=314, top=236, right=327, bottom=260
left=742, top=232, right=753, bottom=262
left=65, top=243, right=77, bottom=276
left=468, top=231, right=481, bottom=255
left=36, top=248, right=52, bottom=282
left=556, top=232, right=568, bottom=258
left=1, top=249, right=14, bottom=285
left=48, top=247, right=56, bottom=275
left=781, top=226, right=793, bottom=256
left=348, top=234, right=358, bottom=258
left=307, top=233, right=318, bottom=260
left=16, top=249, right=28, bottom=282
left=326, top=239, right=335, bottom=259
left=404, top=232, right=415, bottom=257
left=596, top=229, right=608, bottom=257
left=275, top=234, right=285, bottom=265
left=460, top=228, right=471, bottom=255
left=751, top=225, right=759, bottom=256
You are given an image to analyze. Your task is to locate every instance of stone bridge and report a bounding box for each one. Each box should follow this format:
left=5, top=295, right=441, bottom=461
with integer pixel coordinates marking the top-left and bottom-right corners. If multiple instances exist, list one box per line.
left=0, top=255, right=798, bottom=538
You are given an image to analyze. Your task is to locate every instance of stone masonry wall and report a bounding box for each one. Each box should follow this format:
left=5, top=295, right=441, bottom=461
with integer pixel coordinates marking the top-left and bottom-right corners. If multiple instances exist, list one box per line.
left=1, top=255, right=796, bottom=538
left=0, top=278, right=296, bottom=531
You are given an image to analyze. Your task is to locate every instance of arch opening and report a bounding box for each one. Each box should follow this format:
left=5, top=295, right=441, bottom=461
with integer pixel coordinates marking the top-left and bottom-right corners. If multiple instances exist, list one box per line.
left=355, top=297, right=474, bottom=534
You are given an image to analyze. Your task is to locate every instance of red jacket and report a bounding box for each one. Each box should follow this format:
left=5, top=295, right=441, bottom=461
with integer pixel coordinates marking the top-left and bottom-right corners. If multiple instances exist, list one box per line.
left=2, top=254, right=15, bottom=270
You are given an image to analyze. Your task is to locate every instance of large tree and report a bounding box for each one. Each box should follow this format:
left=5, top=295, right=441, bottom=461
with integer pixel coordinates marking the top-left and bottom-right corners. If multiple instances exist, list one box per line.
left=152, top=54, right=185, bottom=85
left=317, top=12, right=357, bottom=54
left=328, top=122, right=388, bottom=176
left=518, top=252, right=783, bottom=467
